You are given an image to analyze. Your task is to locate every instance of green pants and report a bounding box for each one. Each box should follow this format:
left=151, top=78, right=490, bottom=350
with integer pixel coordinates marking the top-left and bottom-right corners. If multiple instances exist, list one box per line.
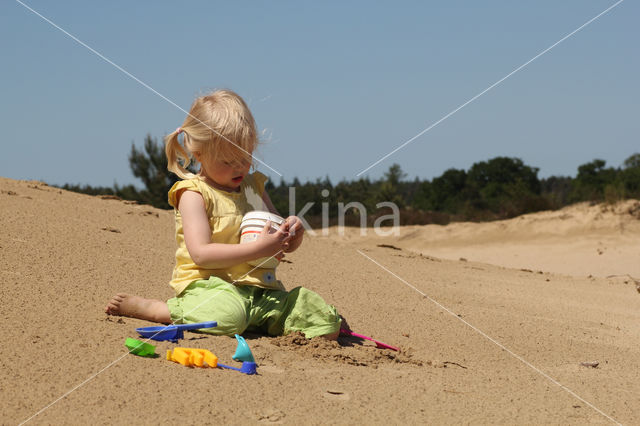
left=167, top=276, right=341, bottom=339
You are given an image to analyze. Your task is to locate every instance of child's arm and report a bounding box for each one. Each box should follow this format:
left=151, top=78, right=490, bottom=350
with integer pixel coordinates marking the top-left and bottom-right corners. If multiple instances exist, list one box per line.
left=179, top=190, right=289, bottom=269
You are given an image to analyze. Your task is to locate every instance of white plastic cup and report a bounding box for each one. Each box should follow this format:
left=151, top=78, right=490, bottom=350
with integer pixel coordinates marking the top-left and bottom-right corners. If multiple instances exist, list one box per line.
left=240, top=211, right=285, bottom=268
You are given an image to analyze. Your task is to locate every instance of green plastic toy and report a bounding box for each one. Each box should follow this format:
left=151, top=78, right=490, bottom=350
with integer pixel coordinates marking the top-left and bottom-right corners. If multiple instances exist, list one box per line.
left=125, top=337, right=157, bottom=357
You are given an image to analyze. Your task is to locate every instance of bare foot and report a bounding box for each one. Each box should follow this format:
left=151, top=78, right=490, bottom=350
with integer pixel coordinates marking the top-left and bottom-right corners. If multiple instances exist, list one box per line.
left=105, top=293, right=171, bottom=324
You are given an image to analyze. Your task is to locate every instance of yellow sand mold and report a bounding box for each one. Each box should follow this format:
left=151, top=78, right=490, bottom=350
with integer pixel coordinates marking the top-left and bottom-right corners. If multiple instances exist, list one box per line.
left=166, top=347, right=218, bottom=368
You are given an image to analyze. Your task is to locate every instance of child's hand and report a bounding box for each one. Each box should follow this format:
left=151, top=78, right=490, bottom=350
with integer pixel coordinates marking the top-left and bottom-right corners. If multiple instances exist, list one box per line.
left=282, top=216, right=305, bottom=253
left=255, top=220, right=290, bottom=258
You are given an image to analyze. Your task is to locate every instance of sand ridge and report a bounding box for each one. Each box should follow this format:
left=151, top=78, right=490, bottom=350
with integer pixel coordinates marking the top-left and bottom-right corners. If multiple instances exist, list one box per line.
left=2, top=177, right=639, bottom=424
left=329, top=200, right=640, bottom=278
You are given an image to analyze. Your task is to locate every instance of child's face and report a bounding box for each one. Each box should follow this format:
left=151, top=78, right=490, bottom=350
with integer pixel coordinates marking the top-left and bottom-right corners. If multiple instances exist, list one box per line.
left=202, top=154, right=252, bottom=192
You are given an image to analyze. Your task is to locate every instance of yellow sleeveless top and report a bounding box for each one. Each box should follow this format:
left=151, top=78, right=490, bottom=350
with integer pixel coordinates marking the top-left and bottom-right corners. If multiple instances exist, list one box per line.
left=167, top=172, right=284, bottom=295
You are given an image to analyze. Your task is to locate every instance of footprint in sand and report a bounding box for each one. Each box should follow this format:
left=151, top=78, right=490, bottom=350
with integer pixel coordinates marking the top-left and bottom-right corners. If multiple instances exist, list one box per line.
left=257, top=408, right=286, bottom=423
left=324, top=390, right=350, bottom=401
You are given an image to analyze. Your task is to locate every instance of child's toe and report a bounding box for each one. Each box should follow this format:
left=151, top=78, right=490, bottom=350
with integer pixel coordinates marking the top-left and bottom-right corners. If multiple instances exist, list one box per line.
left=105, top=300, right=120, bottom=314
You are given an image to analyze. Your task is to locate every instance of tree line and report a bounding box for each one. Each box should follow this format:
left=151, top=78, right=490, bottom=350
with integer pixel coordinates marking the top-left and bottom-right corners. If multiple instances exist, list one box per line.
left=59, top=134, right=640, bottom=226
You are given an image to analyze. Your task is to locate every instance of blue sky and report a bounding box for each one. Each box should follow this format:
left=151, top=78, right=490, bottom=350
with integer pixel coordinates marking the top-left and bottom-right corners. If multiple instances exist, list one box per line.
left=1, top=1, right=638, bottom=188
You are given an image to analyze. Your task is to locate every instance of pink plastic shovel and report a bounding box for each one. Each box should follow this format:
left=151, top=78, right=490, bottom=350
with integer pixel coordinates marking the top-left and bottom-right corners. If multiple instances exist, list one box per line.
left=340, top=328, right=399, bottom=351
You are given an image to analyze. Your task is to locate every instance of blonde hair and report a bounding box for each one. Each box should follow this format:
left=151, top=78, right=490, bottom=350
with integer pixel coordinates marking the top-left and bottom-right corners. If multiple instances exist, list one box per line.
left=165, top=89, right=258, bottom=180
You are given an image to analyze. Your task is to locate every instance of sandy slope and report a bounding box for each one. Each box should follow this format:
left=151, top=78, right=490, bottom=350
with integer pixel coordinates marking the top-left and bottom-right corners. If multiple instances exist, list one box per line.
left=1, top=177, right=639, bottom=425
left=334, top=200, right=640, bottom=278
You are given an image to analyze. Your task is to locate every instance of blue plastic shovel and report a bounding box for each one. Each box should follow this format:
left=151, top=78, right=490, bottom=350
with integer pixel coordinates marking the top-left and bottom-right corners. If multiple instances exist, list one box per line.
left=136, top=321, right=217, bottom=342
left=217, top=361, right=258, bottom=375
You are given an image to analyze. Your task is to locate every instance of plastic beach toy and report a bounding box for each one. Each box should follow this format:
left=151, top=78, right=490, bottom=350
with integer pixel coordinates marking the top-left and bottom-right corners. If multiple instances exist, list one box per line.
left=217, top=361, right=257, bottom=375
left=240, top=211, right=285, bottom=268
left=167, top=347, right=257, bottom=375
left=340, top=328, right=399, bottom=351
left=167, top=347, right=218, bottom=367
left=125, top=337, right=157, bottom=357
left=232, top=334, right=255, bottom=362
left=136, top=321, right=217, bottom=342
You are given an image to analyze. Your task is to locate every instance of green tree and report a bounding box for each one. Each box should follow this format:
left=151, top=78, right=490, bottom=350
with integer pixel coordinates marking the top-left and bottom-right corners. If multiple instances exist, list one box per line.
left=570, top=159, right=618, bottom=202
left=428, top=168, right=468, bottom=213
left=620, top=153, right=640, bottom=198
left=334, top=177, right=377, bottom=212
left=541, top=176, right=573, bottom=208
left=465, top=157, right=542, bottom=216
left=378, top=163, right=407, bottom=208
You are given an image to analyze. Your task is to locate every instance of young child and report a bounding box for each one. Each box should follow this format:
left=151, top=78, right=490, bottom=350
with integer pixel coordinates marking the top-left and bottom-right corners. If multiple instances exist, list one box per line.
left=105, top=89, right=341, bottom=339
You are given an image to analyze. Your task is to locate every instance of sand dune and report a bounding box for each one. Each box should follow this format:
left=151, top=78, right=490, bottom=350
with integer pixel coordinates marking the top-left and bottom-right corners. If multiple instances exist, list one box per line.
left=2, top=177, right=639, bottom=424
left=332, top=200, right=640, bottom=278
